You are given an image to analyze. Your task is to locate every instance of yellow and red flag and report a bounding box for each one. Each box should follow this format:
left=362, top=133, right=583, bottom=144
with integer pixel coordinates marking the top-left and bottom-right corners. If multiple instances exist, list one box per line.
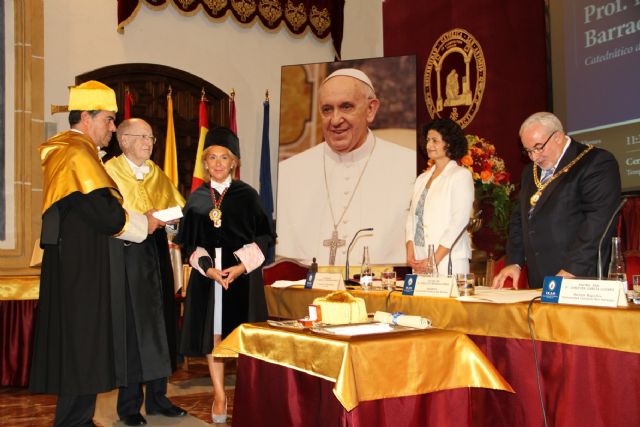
left=190, top=95, right=209, bottom=192
left=163, top=88, right=179, bottom=187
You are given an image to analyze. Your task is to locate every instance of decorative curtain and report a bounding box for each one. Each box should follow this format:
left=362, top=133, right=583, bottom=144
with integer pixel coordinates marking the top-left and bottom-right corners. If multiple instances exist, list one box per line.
left=117, top=0, right=345, bottom=58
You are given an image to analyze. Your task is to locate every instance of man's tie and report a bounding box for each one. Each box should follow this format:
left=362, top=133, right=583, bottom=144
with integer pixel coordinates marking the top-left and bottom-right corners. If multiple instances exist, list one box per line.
left=540, top=167, right=555, bottom=184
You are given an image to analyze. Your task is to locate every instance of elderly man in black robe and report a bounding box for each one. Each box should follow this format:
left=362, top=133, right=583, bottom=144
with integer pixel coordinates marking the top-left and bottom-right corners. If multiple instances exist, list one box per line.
left=105, top=118, right=186, bottom=425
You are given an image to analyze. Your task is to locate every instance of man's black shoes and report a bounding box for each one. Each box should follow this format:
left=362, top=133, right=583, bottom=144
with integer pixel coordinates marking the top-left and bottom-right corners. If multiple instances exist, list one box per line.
left=147, top=405, right=187, bottom=417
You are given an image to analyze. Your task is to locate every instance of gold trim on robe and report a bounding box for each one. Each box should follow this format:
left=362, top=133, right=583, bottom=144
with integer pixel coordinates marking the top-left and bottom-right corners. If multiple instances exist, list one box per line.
left=104, top=154, right=185, bottom=213
left=214, top=322, right=513, bottom=411
left=39, top=130, right=122, bottom=214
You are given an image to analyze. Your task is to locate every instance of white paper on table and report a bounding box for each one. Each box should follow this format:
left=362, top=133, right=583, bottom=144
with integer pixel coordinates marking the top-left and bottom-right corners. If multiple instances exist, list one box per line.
left=270, top=279, right=306, bottom=288
left=456, top=287, right=542, bottom=303
left=318, top=322, right=395, bottom=336
left=152, top=206, right=183, bottom=222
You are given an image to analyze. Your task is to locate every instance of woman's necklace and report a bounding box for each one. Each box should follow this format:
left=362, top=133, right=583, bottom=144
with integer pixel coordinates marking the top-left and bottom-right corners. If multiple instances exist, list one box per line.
left=529, top=144, right=593, bottom=207
left=209, top=185, right=229, bottom=228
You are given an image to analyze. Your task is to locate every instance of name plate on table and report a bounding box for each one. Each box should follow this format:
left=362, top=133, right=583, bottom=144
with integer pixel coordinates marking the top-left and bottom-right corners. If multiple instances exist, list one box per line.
left=541, top=276, right=627, bottom=307
left=402, top=274, right=457, bottom=297
left=304, top=272, right=345, bottom=290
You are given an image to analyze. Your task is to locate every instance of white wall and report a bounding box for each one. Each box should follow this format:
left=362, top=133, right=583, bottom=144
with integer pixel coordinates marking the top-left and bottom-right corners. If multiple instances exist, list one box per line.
left=43, top=0, right=383, bottom=191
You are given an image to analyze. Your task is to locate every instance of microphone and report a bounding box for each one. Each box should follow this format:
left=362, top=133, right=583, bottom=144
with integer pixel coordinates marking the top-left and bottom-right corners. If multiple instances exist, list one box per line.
left=597, top=197, right=628, bottom=280
left=345, top=227, right=374, bottom=284
left=447, top=210, right=483, bottom=276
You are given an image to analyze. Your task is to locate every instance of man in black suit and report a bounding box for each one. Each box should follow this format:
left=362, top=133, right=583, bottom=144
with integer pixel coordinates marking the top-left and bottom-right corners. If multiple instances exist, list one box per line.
left=493, top=112, right=621, bottom=289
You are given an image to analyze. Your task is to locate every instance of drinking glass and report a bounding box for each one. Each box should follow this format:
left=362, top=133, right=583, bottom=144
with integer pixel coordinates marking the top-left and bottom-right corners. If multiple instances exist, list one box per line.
left=360, top=271, right=373, bottom=290
left=633, top=275, right=640, bottom=295
left=456, top=273, right=475, bottom=296
left=360, top=246, right=372, bottom=290
left=382, top=270, right=397, bottom=291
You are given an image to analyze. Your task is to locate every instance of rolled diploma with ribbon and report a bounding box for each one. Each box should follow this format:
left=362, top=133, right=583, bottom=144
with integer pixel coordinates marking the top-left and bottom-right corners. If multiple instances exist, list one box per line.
left=373, top=311, right=431, bottom=329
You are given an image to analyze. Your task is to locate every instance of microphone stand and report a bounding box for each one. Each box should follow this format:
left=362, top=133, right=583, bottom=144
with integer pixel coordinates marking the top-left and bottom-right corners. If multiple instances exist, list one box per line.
left=597, top=197, right=628, bottom=279
left=345, top=227, right=374, bottom=286
left=447, top=210, right=483, bottom=276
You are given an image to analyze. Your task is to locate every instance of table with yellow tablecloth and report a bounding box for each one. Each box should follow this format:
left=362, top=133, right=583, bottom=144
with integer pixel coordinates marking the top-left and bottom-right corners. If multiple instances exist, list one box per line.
left=263, top=286, right=640, bottom=426
left=215, top=322, right=512, bottom=410
left=265, top=286, right=640, bottom=353
left=215, top=322, right=513, bottom=426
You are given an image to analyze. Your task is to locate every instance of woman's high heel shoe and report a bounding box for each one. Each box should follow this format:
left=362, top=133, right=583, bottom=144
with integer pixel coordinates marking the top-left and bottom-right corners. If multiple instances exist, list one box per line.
left=211, top=398, right=228, bottom=424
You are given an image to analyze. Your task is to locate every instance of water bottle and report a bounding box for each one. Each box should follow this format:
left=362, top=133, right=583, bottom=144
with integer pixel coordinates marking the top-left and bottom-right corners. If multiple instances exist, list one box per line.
left=608, top=236, right=627, bottom=290
left=360, top=246, right=373, bottom=290
left=425, top=244, right=438, bottom=277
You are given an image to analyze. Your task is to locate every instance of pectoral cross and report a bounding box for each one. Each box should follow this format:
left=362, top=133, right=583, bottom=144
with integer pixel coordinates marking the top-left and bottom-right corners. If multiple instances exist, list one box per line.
left=323, top=228, right=345, bottom=266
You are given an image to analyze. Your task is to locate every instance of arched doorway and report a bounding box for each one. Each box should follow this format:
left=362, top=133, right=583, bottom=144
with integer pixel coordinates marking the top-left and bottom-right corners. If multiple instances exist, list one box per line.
left=78, top=64, right=229, bottom=196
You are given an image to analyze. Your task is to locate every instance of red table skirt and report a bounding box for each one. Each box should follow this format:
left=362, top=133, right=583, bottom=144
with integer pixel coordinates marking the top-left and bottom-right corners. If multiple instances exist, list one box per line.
left=469, top=335, right=640, bottom=426
left=233, top=355, right=509, bottom=427
left=1, top=300, right=38, bottom=387
left=232, top=336, right=640, bottom=427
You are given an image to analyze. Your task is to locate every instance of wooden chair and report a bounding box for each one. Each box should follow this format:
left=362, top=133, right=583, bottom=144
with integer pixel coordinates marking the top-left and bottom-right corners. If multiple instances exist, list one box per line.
left=625, top=250, right=640, bottom=289
left=262, top=258, right=310, bottom=286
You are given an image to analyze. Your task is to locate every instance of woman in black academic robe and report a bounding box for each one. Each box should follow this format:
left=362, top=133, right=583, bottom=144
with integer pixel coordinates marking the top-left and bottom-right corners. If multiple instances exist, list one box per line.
left=174, top=127, right=275, bottom=423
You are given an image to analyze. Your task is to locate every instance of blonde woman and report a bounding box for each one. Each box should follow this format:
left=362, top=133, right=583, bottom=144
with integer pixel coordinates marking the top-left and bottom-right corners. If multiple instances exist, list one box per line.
left=175, top=127, right=275, bottom=423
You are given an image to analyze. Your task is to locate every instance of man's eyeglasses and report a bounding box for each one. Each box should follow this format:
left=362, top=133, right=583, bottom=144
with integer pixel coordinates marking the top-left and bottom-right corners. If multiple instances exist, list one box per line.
left=522, top=130, right=557, bottom=156
left=124, top=134, right=157, bottom=144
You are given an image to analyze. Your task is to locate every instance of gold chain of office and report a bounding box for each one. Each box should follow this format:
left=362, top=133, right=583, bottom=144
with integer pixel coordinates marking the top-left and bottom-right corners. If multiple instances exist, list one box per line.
left=529, top=144, right=594, bottom=207
left=209, top=186, right=229, bottom=228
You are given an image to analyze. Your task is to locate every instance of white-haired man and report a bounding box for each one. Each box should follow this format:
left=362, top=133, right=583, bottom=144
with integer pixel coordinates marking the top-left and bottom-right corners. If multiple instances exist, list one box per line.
left=276, top=68, right=415, bottom=267
left=105, top=118, right=187, bottom=425
left=493, top=112, right=621, bottom=289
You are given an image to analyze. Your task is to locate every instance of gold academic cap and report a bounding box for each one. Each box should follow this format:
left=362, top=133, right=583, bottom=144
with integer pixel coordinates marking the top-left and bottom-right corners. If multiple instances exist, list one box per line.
left=51, top=80, right=118, bottom=114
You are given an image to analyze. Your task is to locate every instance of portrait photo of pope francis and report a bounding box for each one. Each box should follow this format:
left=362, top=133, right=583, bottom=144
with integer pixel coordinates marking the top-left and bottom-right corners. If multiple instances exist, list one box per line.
left=276, top=56, right=417, bottom=266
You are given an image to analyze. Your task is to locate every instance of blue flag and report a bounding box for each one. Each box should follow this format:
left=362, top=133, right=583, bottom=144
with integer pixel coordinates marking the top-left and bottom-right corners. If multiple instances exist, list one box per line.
left=259, top=100, right=275, bottom=263
left=259, top=100, right=274, bottom=217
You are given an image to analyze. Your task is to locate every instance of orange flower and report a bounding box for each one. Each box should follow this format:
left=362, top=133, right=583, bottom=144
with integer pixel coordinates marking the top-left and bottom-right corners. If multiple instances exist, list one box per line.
left=461, top=155, right=474, bottom=166
left=480, top=170, right=493, bottom=182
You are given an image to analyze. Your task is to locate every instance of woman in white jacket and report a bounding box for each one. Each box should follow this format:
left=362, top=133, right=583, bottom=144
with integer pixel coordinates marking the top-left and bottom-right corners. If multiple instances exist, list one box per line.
left=406, top=118, right=475, bottom=275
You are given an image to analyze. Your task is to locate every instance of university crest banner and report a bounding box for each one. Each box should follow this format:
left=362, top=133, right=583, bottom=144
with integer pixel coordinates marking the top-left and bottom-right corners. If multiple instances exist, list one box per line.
left=383, top=0, right=548, bottom=178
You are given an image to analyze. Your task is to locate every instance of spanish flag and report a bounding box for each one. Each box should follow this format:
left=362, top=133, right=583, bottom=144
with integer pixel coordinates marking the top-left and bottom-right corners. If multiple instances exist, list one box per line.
left=190, top=96, right=209, bottom=192
left=163, top=89, right=179, bottom=187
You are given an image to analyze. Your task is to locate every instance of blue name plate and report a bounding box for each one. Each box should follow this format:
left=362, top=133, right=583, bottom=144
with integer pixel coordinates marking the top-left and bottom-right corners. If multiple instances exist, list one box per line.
left=304, top=272, right=315, bottom=289
left=402, top=274, right=417, bottom=295
left=541, top=276, right=562, bottom=303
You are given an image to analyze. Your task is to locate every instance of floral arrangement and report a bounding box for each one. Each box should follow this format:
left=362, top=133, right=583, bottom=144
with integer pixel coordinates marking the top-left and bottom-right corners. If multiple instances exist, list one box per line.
left=460, top=135, right=515, bottom=247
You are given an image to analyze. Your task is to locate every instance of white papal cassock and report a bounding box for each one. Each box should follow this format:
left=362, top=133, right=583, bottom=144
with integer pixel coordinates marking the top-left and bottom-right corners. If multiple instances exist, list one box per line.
left=276, top=130, right=415, bottom=266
